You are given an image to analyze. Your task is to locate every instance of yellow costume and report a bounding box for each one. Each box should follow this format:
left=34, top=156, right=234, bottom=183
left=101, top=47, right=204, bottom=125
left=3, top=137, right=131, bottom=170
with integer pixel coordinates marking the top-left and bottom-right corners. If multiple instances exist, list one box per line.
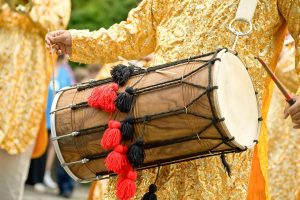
left=267, top=37, right=300, bottom=200
left=69, top=0, right=300, bottom=199
left=0, top=0, right=71, bottom=154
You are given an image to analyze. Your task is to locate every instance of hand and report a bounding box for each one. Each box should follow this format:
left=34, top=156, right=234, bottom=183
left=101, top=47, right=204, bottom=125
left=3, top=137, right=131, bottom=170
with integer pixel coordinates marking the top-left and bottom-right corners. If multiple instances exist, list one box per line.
left=45, top=30, right=72, bottom=55
left=284, top=95, right=300, bottom=129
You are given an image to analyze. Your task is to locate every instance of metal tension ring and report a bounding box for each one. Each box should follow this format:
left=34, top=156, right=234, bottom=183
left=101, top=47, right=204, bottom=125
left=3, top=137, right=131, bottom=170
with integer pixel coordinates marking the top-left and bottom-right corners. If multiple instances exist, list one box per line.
left=228, top=18, right=253, bottom=36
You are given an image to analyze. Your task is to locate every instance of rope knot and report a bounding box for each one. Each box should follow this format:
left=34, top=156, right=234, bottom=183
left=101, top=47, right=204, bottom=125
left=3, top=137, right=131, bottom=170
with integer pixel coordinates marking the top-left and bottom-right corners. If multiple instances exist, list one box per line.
left=206, top=85, right=218, bottom=93
left=125, top=87, right=136, bottom=95
left=143, top=115, right=151, bottom=123
left=212, top=117, right=224, bottom=124
left=209, top=58, right=221, bottom=64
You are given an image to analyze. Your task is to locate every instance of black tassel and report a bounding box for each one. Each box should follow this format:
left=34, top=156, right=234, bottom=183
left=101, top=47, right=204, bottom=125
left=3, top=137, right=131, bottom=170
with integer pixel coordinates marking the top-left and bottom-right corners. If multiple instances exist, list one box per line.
left=142, top=184, right=157, bottom=200
left=221, top=154, right=231, bottom=177
left=127, top=139, right=145, bottom=169
left=110, top=64, right=134, bottom=86
left=121, top=117, right=134, bottom=141
left=115, top=87, right=135, bottom=113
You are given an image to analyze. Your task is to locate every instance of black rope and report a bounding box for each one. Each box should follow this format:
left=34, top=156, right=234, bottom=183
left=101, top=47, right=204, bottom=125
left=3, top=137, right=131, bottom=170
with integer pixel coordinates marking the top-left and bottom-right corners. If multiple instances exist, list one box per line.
left=75, top=49, right=224, bottom=91
left=221, top=153, right=231, bottom=177
left=90, top=148, right=244, bottom=177
left=70, top=102, right=89, bottom=110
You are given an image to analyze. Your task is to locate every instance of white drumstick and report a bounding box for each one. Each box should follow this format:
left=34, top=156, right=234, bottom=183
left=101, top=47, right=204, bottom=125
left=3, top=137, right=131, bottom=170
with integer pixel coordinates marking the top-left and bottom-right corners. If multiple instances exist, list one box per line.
left=48, top=28, right=56, bottom=97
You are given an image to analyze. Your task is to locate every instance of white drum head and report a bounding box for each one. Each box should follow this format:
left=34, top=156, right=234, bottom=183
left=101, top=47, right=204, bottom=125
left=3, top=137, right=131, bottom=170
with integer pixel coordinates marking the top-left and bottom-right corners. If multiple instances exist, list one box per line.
left=213, top=50, right=260, bottom=148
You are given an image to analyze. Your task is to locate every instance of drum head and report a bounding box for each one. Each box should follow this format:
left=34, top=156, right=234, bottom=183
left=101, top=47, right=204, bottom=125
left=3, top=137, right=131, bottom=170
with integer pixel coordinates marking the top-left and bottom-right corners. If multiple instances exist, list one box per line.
left=213, top=50, right=260, bottom=148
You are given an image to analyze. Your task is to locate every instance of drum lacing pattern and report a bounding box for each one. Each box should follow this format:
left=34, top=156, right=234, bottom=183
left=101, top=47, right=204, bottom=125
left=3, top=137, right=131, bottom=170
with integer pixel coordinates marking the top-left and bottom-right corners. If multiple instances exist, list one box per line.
left=50, top=59, right=221, bottom=114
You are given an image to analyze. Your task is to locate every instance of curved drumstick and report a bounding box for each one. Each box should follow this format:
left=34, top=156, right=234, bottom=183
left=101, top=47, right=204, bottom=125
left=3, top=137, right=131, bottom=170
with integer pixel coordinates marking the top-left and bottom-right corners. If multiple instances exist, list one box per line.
left=255, top=56, right=295, bottom=105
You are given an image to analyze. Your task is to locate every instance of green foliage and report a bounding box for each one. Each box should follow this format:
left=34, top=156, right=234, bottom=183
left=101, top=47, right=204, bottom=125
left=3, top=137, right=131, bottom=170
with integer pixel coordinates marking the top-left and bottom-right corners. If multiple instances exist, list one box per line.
left=68, top=0, right=138, bottom=31
left=68, top=0, right=138, bottom=67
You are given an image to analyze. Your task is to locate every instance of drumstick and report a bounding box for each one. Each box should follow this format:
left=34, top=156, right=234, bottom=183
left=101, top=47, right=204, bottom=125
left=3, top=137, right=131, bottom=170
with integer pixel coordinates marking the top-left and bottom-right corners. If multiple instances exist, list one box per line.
left=48, top=28, right=56, bottom=97
left=118, top=56, right=146, bottom=69
left=255, top=56, right=295, bottom=105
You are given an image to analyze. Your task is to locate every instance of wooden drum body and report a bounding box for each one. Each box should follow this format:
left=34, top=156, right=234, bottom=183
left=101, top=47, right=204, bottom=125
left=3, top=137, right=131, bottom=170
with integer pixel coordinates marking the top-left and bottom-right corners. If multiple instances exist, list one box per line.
left=51, top=49, right=260, bottom=182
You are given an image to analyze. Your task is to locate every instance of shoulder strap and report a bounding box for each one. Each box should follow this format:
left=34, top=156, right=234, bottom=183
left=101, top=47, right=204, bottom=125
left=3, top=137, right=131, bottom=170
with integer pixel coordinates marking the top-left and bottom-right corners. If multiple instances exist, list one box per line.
left=235, top=0, right=258, bottom=22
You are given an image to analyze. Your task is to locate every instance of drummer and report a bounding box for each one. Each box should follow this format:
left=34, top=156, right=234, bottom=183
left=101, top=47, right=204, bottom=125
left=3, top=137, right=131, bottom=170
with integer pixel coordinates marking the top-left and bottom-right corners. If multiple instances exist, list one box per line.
left=46, top=1, right=300, bottom=199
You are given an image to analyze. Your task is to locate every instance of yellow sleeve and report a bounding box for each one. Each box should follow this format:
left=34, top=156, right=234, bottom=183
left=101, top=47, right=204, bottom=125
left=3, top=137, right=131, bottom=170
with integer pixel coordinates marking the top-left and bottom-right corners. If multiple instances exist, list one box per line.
left=69, top=0, right=166, bottom=65
left=278, top=0, right=300, bottom=94
left=29, top=0, right=71, bottom=33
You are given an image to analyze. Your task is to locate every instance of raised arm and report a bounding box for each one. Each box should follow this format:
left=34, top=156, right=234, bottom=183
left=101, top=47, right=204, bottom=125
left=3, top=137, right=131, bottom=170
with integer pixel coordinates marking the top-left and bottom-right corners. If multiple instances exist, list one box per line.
left=69, top=0, right=166, bottom=65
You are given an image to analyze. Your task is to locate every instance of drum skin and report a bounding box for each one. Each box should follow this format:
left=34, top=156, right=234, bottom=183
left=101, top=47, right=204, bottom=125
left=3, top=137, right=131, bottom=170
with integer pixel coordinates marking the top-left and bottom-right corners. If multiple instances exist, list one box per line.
left=51, top=49, right=259, bottom=182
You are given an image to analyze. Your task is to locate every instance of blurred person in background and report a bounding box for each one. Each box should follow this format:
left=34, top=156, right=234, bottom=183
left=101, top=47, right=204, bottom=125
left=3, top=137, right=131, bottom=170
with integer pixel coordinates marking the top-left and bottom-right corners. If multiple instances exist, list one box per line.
left=0, top=1, right=70, bottom=199
left=267, top=34, right=300, bottom=200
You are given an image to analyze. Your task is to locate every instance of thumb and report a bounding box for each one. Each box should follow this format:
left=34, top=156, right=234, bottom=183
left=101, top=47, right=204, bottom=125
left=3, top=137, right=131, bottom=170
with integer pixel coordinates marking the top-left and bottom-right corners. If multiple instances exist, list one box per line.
left=284, top=105, right=290, bottom=119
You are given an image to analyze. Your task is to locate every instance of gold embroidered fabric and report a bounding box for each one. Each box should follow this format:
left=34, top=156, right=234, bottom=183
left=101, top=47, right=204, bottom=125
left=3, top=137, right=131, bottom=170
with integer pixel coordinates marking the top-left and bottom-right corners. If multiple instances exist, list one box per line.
left=268, top=39, right=300, bottom=200
left=70, top=0, right=300, bottom=199
left=0, top=0, right=71, bottom=154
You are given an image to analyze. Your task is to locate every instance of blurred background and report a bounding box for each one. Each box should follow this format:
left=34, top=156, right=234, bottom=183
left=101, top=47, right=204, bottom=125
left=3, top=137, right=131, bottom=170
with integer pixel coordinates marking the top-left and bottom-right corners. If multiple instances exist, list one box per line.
left=68, top=0, right=137, bottom=68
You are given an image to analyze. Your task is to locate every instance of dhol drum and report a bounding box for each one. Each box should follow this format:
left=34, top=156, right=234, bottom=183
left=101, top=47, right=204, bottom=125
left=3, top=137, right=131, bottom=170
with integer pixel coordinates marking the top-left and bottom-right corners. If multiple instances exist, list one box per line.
left=51, top=48, right=261, bottom=182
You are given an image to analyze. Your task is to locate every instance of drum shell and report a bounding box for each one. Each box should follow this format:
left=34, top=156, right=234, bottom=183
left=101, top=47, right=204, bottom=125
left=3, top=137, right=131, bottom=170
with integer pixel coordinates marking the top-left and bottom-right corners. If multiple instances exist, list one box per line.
left=52, top=51, right=253, bottom=181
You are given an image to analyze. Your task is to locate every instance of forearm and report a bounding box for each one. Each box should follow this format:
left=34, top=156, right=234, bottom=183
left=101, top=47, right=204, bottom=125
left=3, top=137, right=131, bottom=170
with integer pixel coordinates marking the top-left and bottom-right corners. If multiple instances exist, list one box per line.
left=69, top=26, right=155, bottom=65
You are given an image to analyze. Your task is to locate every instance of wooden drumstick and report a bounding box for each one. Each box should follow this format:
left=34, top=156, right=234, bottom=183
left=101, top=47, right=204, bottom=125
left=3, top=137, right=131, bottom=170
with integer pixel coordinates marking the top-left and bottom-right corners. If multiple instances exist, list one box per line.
left=255, top=56, right=295, bottom=105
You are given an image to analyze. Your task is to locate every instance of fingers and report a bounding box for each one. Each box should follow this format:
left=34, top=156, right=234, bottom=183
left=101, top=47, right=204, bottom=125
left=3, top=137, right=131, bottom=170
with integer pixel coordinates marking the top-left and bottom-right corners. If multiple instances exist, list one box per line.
left=286, top=102, right=300, bottom=116
left=48, top=33, right=66, bottom=44
left=293, top=125, right=300, bottom=129
left=284, top=103, right=290, bottom=119
left=291, top=111, right=300, bottom=121
left=284, top=96, right=300, bottom=116
left=54, top=44, right=60, bottom=53
left=45, top=30, right=67, bottom=48
left=59, top=43, right=67, bottom=55
left=46, top=43, right=64, bottom=55
left=54, top=43, right=64, bottom=55
left=291, top=112, right=300, bottom=124
left=45, top=34, right=52, bottom=49
left=48, top=30, right=65, bottom=37
left=284, top=96, right=300, bottom=129
left=56, top=46, right=63, bottom=55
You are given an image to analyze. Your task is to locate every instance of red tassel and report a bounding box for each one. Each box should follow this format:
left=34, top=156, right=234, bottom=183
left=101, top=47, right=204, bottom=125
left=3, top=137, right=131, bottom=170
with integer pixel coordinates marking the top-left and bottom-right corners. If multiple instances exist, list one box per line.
left=101, top=120, right=122, bottom=150
left=116, top=170, right=137, bottom=200
left=105, top=145, right=130, bottom=174
left=87, top=83, right=119, bottom=113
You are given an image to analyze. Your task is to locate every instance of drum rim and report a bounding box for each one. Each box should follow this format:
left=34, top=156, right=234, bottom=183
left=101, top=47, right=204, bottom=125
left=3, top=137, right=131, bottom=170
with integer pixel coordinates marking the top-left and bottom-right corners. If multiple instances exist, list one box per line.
left=50, top=87, right=87, bottom=183
left=212, top=49, right=260, bottom=149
